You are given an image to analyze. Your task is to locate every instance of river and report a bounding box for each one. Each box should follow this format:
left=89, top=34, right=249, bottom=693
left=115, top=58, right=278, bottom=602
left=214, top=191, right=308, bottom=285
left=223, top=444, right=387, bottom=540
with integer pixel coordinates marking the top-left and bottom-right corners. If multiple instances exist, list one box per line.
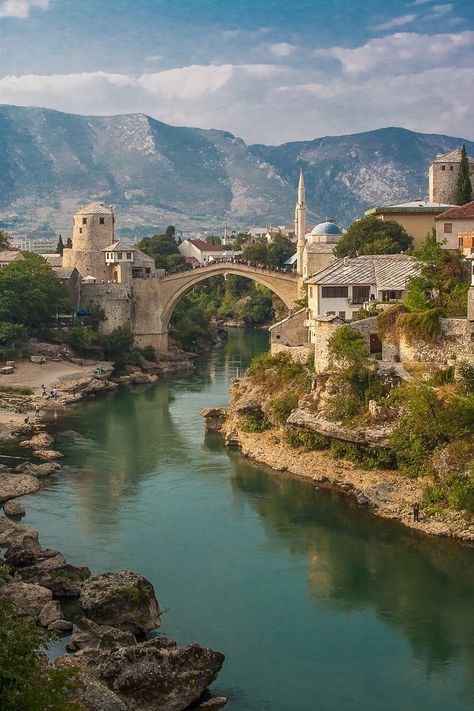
left=14, top=328, right=474, bottom=711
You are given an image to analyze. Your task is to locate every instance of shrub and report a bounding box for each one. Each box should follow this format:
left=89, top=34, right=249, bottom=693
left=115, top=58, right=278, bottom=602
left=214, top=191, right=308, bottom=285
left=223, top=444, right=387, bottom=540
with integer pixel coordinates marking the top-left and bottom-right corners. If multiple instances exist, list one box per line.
left=141, top=344, right=157, bottom=362
left=330, top=440, right=395, bottom=469
left=351, top=305, right=382, bottom=321
left=429, top=366, right=455, bottom=387
left=284, top=427, right=331, bottom=451
left=240, top=413, right=271, bottom=433
left=328, top=326, right=368, bottom=364
left=457, top=361, right=474, bottom=394
left=376, top=304, right=407, bottom=344
left=445, top=475, right=474, bottom=513
left=397, top=307, right=443, bottom=345
left=271, top=393, right=299, bottom=424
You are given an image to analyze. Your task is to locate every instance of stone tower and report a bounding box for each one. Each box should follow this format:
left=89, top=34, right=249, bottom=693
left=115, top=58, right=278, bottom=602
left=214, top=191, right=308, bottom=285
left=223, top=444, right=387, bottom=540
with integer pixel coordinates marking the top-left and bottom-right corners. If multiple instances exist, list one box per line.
left=62, top=202, right=115, bottom=281
left=295, top=169, right=306, bottom=276
left=429, top=148, right=474, bottom=203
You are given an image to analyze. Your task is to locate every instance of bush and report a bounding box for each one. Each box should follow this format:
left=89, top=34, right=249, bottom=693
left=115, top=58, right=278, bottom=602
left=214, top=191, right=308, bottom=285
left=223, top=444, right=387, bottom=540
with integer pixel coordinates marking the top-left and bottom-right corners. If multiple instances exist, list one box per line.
left=457, top=361, right=474, bottom=394
left=429, top=366, right=455, bottom=386
left=329, top=326, right=368, bottom=364
left=330, top=440, right=395, bottom=469
left=445, top=475, right=474, bottom=513
left=284, top=427, right=331, bottom=451
left=102, top=327, right=134, bottom=359
left=141, top=345, right=157, bottom=362
left=376, top=304, right=406, bottom=344
left=270, top=393, right=299, bottom=424
left=397, top=308, right=443, bottom=345
left=240, top=413, right=271, bottom=433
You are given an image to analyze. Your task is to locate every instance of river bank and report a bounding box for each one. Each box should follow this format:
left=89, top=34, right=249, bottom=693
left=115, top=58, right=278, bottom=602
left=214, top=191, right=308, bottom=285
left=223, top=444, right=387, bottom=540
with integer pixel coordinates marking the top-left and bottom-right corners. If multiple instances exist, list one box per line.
left=202, top=405, right=474, bottom=545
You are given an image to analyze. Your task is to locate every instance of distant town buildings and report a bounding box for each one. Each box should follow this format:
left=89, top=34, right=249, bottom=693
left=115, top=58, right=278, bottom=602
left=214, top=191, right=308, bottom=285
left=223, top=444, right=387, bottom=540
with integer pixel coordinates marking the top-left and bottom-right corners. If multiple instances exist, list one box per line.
left=178, top=238, right=240, bottom=265
left=365, top=200, right=454, bottom=248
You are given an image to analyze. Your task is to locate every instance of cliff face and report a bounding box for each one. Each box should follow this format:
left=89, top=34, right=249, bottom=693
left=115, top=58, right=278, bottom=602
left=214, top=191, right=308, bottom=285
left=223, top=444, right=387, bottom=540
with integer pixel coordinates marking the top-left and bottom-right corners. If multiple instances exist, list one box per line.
left=1, top=104, right=474, bottom=235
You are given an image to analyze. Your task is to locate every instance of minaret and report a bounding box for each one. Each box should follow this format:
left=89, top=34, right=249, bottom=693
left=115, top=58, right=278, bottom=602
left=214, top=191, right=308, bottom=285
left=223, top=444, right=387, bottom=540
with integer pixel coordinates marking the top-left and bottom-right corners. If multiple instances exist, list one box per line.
left=296, top=168, right=306, bottom=276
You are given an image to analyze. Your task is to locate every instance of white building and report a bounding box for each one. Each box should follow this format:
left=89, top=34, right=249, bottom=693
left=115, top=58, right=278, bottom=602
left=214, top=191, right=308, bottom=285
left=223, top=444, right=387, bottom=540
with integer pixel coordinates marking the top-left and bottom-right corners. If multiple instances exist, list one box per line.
left=178, top=238, right=238, bottom=264
left=435, top=201, right=474, bottom=251
left=306, top=254, right=419, bottom=333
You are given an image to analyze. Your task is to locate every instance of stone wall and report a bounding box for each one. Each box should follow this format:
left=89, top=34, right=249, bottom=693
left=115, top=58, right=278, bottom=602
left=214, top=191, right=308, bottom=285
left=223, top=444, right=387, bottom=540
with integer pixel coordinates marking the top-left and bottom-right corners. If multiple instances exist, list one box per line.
left=269, top=308, right=308, bottom=346
left=271, top=343, right=314, bottom=364
left=80, top=283, right=133, bottom=335
left=399, top=318, right=474, bottom=363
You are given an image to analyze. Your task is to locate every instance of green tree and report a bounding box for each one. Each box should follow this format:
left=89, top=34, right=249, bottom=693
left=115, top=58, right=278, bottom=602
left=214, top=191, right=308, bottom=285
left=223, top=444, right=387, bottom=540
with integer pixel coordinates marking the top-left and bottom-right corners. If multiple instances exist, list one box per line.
left=454, top=144, right=473, bottom=205
left=138, top=233, right=179, bottom=267
left=165, top=253, right=188, bottom=273
left=0, top=254, right=69, bottom=327
left=66, top=237, right=73, bottom=249
left=165, top=225, right=176, bottom=240
left=329, top=326, right=369, bottom=365
left=0, top=229, right=11, bottom=250
left=242, top=238, right=269, bottom=264
left=205, top=235, right=222, bottom=247
left=0, top=322, right=27, bottom=346
left=0, top=589, right=79, bottom=711
left=230, top=232, right=251, bottom=250
left=268, top=235, right=294, bottom=268
left=56, top=234, right=64, bottom=255
left=335, top=216, right=413, bottom=257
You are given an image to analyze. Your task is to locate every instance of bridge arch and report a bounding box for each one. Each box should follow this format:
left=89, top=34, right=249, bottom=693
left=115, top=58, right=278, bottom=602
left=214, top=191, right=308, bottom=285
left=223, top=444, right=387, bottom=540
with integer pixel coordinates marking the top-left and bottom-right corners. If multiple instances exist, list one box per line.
left=132, top=262, right=301, bottom=352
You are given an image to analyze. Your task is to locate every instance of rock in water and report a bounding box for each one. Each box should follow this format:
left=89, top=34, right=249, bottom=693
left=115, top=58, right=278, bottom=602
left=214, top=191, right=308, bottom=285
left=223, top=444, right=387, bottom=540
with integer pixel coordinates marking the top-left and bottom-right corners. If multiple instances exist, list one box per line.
left=67, top=617, right=137, bottom=651
left=0, top=474, right=41, bottom=502
left=38, top=600, right=63, bottom=628
left=79, top=570, right=161, bottom=635
left=20, top=433, right=54, bottom=450
left=1, top=581, right=53, bottom=618
left=0, top=517, right=39, bottom=549
left=69, top=638, right=225, bottom=711
left=3, top=500, right=26, bottom=517
left=15, top=558, right=91, bottom=597
left=15, top=461, right=61, bottom=478
left=34, top=449, right=64, bottom=461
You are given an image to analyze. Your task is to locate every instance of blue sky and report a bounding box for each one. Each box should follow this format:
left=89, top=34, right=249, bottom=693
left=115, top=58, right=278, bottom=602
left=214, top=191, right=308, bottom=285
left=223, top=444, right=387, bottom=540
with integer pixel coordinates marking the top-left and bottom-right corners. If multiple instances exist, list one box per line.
left=0, top=0, right=473, bottom=142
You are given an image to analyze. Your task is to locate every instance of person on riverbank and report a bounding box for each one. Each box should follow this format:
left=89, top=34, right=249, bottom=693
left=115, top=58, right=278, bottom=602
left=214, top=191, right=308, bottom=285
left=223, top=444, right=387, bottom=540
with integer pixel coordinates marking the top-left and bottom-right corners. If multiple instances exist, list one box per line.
left=413, top=503, right=420, bottom=522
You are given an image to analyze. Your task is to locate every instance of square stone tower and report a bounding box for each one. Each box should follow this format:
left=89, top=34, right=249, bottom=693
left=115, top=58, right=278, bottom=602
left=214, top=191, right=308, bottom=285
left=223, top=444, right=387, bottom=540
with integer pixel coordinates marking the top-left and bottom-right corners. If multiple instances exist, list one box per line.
left=429, top=148, right=474, bottom=203
left=62, top=202, right=115, bottom=281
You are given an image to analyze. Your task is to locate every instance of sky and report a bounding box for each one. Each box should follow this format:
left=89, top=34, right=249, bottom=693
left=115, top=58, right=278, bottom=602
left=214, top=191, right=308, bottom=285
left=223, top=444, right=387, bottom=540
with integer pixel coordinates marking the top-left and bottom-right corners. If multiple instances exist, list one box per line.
left=0, top=0, right=473, bottom=144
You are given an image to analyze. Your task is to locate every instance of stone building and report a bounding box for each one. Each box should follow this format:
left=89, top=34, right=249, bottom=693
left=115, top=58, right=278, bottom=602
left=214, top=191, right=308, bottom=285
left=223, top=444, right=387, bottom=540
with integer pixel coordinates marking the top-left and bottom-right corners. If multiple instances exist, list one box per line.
left=0, top=250, right=24, bottom=269
left=429, top=148, right=474, bottom=204
left=62, top=202, right=116, bottom=282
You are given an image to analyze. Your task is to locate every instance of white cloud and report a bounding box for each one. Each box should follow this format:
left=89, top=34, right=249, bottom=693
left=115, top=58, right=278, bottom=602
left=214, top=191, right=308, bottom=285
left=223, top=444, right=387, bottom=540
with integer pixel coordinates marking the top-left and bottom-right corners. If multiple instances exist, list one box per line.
left=411, top=0, right=432, bottom=5
left=146, top=54, right=162, bottom=63
left=222, top=27, right=272, bottom=40
left=0, top=0, right=49, bottom=18
left=269, top=42, right=296, bottom=57
left=431, top=4, right=453, bottom=16
left=375, top=14, right=416, bottom=31
left=317, top=31, right=474, bottom=75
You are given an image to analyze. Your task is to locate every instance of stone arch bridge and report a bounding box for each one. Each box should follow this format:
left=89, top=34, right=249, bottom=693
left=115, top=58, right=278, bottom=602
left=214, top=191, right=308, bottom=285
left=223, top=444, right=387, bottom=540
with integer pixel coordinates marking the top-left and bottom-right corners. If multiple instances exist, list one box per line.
left=132, top=262, right=301, bottom=351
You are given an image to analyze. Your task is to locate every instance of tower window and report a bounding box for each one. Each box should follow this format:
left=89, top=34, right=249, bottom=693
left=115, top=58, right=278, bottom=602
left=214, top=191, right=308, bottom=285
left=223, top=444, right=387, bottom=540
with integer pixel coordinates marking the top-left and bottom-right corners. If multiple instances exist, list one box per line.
left=79, top=228, right=82, bottom=234
left=444, top=223, right=453, bottom=234
left=82, top=218, right=87, bottom=225
left=99, top=217, right=105, bottom=225
left=441, top=165, right=446, bottom=171
left=450, top=166, right=454, bottom=171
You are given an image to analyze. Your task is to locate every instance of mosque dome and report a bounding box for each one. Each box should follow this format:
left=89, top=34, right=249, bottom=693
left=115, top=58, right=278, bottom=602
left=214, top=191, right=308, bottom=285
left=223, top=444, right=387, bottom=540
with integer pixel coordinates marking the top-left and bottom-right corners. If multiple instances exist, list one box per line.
left=310, top=221, right=342, bottom=237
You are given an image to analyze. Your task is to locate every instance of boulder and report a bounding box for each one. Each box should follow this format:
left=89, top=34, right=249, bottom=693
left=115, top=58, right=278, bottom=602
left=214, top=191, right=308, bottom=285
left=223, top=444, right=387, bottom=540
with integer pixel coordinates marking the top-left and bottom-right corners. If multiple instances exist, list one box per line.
left=20, top=432, right=54, bottom=450
left=15, top=461, right=61, bottom=478
left=195, top=695, right=228, bottom=709
left=67, top=617, right=137, bottom=651
left=79, top=570, right=160, bottom=636
left=35, top=449, right=64, bottom=461
left=56, top=660, right=128, bottom=711
left=0, top=517, right=39, bottom=549
left=6, top=542, right=65, bottom=569
left=1, top=580, right=53, bottom=618
left=70, top=638, right=225, bottom=711
left=0, top=473, right=41, bottom=502
left=48, top=619, right=73, bottom=633
left=201, top=408, right=228, bottom=433
left=3, top=500, right=26, bottom=517
left=15, top=558, right=91, bottom=597
left=39, top=599, right=63, bottom=628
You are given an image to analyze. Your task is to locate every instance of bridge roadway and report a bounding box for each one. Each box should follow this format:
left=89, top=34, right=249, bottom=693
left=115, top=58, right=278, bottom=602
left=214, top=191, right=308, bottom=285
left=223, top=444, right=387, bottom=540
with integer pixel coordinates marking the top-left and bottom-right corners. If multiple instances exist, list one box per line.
left=132, top=260, right=302, bottom=352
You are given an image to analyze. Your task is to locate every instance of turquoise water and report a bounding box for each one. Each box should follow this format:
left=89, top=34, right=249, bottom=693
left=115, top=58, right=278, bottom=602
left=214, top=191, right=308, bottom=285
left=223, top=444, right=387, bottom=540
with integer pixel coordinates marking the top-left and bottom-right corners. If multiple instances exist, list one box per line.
left=12, top=328, right=474, bottom=711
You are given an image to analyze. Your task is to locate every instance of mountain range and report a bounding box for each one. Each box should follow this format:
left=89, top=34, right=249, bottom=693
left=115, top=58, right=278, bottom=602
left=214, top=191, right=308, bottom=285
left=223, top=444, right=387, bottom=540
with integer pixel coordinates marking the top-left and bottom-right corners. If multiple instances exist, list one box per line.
left=1, top=104, right=473, bottom=238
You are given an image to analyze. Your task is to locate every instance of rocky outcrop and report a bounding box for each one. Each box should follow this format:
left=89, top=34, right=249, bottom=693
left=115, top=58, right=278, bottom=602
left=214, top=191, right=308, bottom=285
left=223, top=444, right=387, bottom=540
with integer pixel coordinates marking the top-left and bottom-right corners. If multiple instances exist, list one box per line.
left=68, top=637, right=225, bottom=711
left=68, top=670, right=129, bottom=711
left=1, top=580, right=53, bottom=617
left=38, top=599, right=63, bottom=628
left=79, top=570, right=160, bottom=636
left=201, top=408, right=229, bottom=433
left=34, top=449, right=64, bottom=461
left=15, top=461, right=61, bottom=478
left=0, top=517, right=39, bottom=549
left=116, top=371, right=159, bottom=386
left=20, top=432, right=54, bottom=450
left=287, top=406, right=393, bottom=448
left=67, top=618, right=137, bottom=651
left=5, top=541, right=65, bottom=569
left=0, top=473, right=41, bottom=502
left=15, top=557, right=91, bottom=597
left=3, top=499, right=26, bottom=517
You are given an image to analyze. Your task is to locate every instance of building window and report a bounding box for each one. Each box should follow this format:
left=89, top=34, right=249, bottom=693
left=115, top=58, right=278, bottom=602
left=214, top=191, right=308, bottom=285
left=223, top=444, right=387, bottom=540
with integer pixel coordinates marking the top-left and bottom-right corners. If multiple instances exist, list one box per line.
left=441, top=165, right=446, bottom=171
left=79, top=228, right=82, bottom=234
left=321, top=286, right=348, bottom=298
left=99, top=217, right=105, bottom=225
left=117, top=252, right=123, bottom=259
left=126, top=252, right=132, bottom=259
left=450, top=166, right=454, bottom=171
left=352, top=285, right=370, bottom=304
left=444, top=223, right=453, bottom=234
left=82, top=218, right=87, bottom=225
left=309, top=286, right=313, bottom=298
left=459, top=237, right=464, bottom=249
left=382, top=290, right=403, bottom=302
left=145, top=268, right=151, bottom=274
left=338, top=311, right=346, bottom=320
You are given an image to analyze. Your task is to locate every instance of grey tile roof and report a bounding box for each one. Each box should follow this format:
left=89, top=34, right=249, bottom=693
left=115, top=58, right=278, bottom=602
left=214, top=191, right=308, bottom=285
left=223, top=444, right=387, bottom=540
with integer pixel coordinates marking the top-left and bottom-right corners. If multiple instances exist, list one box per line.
left=0, top=250, right=23, bottom=263
left=52, top=267, right=77, bottom=278
left=101, top=241, right=133, bottom=252
left=76, top=202, right=114, bottom=216
left=133, top=249, right=155, bottom=266
left=41, top=253, right=62, bottom=266
left=306, top=254, right=418, bottom=290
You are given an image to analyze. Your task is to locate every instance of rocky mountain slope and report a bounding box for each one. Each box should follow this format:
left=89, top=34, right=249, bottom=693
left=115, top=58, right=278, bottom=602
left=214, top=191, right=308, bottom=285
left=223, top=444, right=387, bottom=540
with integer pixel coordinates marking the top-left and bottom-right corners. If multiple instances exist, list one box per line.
left=1, top=104, right=473, bottom=237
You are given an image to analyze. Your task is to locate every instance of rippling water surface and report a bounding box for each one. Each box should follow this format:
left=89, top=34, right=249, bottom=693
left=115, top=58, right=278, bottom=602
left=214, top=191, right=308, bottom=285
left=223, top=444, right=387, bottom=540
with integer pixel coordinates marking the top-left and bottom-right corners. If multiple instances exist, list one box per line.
left=14, top=328, right=474, bottom=711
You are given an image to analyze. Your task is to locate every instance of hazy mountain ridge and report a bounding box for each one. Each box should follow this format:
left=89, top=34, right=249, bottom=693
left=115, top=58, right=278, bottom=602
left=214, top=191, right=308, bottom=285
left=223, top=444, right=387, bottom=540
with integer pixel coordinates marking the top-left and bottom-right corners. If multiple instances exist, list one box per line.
left=1, top=105, right=473, bottom=237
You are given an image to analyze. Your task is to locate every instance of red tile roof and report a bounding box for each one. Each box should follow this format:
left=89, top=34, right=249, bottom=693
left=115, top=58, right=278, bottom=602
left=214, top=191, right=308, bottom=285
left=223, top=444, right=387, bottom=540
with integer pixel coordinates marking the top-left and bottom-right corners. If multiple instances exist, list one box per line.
left=189, top=239, right=221, bottom=252
left=435, top=201, right=474, bottom=220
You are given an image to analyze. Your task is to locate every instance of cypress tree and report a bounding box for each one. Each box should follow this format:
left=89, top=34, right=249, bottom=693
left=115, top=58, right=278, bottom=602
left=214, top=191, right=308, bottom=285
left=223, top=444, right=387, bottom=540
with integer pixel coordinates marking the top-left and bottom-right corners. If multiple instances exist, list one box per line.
left=454, top=144, right=473, bottom=205
left=56, top=234, right=64, bottom=255
left=66, top=237, right=73, bottom=248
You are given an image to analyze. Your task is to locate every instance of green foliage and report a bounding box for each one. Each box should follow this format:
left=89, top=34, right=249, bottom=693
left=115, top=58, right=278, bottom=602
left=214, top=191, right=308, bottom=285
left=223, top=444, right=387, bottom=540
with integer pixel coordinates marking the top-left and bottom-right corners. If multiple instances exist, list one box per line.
left=0, top=229, right=11, bottom=249
left=330, top=440, right=396, bottom=469
left=428, top=366, right=455, bottom=387
left=454, top=144, right=473, bottom=205
left=268, top=235, right=295, bottom=268
left=165, top=225, right=176, bottom=240
left=351, top=305, right=382, bottom=321
left=457, top=361, right=474, bottom=394
left=240, top=413, right=271, bottom=432
left=237, top=286, right=273, bottom=326
left=0, top=592, right=80, bottom=710
left=141, top=344, right=157, bottom=362
left=102, top=327, right=134, bottom=359
left=56, top=235, right=64, bottom=255
left=165, top=253, right=188, bottom=273
left=122, top=586, right=140, bottom=602
left=137, top=231, right=186, bottom=272
left=270, top=392, right=299, bottom=424
left=397, top=308, right=443, bottom=344
left=247, top=351, right=311, bottom=394
left=241, top=238, right=269, bottom=264
left=0, top=322, right=27, bottom=346
left=85, top=302, right=106, bottom=330
left=0, top=253, right=70, bottom=327
left=376, top=304, right=406, bottom=343
left=67, top=326, right=102, bottom=356
left=328, top=326, right=368, bottom=364
left=335, top=216, right=413, bottom=258
left=284, top=427, right=330, bottom=451
left=445, top=475, right=474, bottom=513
